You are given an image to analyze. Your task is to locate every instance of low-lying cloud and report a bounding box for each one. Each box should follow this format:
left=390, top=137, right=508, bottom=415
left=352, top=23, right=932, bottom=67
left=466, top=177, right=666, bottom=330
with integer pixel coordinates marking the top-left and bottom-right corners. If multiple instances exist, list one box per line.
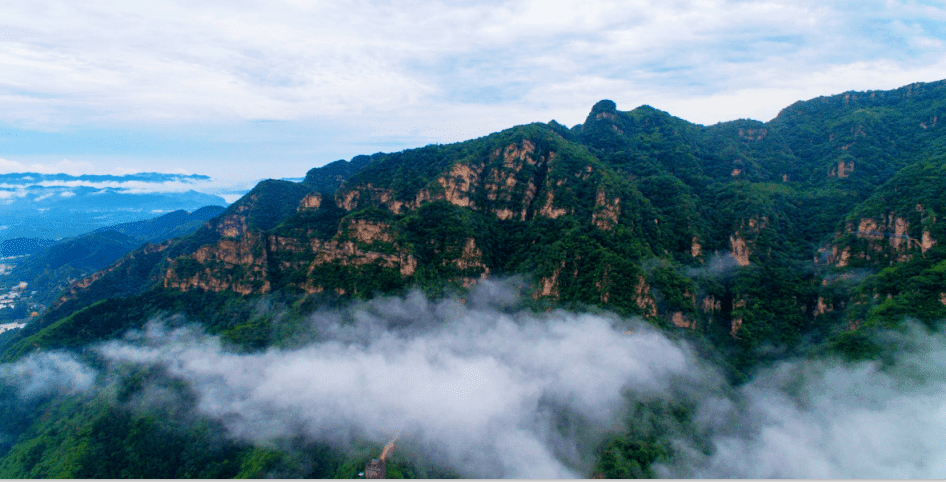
left=0, top=351, right=95, bottom=400
left=98, top=283, right=711, bottom=478
left=662, top=323, right=946, bottom=479
left=4, top=280, right=946, bottom=478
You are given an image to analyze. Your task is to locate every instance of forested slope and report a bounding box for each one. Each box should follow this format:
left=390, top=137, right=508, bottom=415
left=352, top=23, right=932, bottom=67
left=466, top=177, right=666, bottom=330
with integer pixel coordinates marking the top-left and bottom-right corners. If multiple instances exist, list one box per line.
left=1, top=80, right=946, bottom=478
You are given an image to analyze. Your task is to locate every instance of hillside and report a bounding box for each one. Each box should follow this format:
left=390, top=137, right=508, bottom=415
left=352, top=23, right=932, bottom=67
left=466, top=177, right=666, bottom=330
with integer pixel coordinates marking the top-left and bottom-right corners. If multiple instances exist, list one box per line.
left=0, top=206, right=227, bottom=314
left=1, top=80, right=946, bottom=478
left=0, top=238, right=57, bottom=257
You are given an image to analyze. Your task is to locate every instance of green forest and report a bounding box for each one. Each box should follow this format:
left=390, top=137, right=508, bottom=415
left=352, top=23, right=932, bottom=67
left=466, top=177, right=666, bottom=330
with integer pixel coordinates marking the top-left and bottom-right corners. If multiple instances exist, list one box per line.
left=1, top=80, right=946, bottom=478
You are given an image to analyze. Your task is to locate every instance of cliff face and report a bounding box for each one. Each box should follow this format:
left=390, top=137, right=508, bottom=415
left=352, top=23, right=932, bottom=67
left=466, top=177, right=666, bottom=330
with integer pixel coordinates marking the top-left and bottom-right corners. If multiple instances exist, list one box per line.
left=160, top=127, right=658, bottom=309
left=43, top=80, right=946, bottom=358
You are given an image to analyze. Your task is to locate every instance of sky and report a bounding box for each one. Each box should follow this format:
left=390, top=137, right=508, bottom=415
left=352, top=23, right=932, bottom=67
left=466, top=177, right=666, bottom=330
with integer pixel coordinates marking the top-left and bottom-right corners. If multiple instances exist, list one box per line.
left=1, top=0, right=945, bottom=192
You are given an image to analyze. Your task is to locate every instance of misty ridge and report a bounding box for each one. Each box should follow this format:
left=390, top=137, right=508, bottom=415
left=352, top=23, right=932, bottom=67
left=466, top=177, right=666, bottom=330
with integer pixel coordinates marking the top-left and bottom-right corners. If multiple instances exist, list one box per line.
left=3, top=279, right=946, bottom=478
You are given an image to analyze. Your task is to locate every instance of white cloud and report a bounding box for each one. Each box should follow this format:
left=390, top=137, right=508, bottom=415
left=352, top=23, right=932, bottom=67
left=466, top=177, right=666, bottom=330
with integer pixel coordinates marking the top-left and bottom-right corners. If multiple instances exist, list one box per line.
left=0, top=157, right=97, bottom=175
left=0, top=189, right=28, bottom=200
left=0, top=0, right=941, bottom=180
left=89, top=283, right=946, bottom=479
left=0, top=351, right=96, bottom=400
left=98, top=283, right=714, bottom=478
left=0, top=0, right=943, bottom=131
left=661, top=323, right=946, bottom=479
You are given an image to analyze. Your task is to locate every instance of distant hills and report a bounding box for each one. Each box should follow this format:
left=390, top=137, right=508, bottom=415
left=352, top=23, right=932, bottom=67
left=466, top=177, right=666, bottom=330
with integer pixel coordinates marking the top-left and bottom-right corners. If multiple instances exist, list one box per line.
left=0, top=206, right=225, bottom=310
left=92, top=205, right=228, bottom=243
left=0, top=172, right=227, bottom=242
left=0, top=238, right=56, bottom=257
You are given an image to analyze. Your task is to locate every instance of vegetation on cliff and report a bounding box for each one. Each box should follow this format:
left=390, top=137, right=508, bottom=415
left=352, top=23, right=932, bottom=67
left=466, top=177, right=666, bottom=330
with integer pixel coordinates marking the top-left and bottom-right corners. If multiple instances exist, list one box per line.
left=2, top=80, right=946, bottom=478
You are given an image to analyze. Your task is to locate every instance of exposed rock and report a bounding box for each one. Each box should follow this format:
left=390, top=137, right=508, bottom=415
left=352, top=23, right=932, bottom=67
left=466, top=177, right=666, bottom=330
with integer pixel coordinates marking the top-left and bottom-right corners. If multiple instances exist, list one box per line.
left=738, top=128, right=767, bottom=141
left=840, top=213, right=936, bottom=263
left=671, top=311, right=694, bottom=329
left=855, top=218, right=883, bottom=240
left=494, top=208, right=516, bottom=220
left=595, top=264, right=613, bottom=304
left=730, top=298, right=747, bottom=337
left=592, top=188, right=621, bottom=231
left=833, top=246, right=852, bottom=267
left=838, top=160, right=853, bottom=178
left=691, top=237, right=703, bottom=258
left=166, top=231, right=270, bottom=295
left=922, top=230, right=936, bottom=253
left=828, top=159, right=855, bottom=177
left=349, top=220, right=394, bottom=244
left=891, top=217, right=909, bottom=250
left=437, top=163, right=477, bottom=208
left=308, top=237, right=416, bottom=278
left=536, top=260, right=564, bottom=298
left=595, top=111, right=617, bottom=121
left=538, top=192, right=567, bottom=218
left=729, top=235, right=750, bottom=266
left=635, top=276, right=657, bottom=318
left=701, top=296, right=720, bottom=313
left=339, top=190, right=360, bottom=210
left=814, top=297, right=831, bottom=316
left=298, top=192, right=322, bottom=211
left=455, top=238, right=489, bottom=275
left=338, top=184, right=403, bottom=213
left=217, top=214, right=248, bottom=238
left=453, top=238, right=491, bottom=287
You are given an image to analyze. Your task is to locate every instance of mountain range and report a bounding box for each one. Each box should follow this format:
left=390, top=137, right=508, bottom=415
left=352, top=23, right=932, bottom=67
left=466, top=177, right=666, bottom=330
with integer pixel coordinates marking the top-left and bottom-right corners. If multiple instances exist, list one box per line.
left=0, top=172, right=226, bottom=242
left=0, top=80, right=945, bottom=478
left=0, top=206, right=226, bottom=320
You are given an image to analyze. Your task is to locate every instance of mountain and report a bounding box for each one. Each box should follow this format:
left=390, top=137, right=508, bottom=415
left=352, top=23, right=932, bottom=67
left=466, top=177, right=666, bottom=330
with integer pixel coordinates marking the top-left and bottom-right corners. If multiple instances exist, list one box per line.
left=0, top=238, right=56, bottom=257
left=1, top=80, right=946, bottom=478
left=0, top=172, right=227, bottom=242
left=0, top=206, right=226, bottom=314
left=92, top=205, right=226, bottom=243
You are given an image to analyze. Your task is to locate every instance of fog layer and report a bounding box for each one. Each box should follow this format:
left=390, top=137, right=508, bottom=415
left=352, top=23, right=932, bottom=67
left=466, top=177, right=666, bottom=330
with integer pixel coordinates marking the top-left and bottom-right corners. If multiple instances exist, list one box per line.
left=97, top=283, right=711, bottom=478
left=5, top=280, right=946, bottom=478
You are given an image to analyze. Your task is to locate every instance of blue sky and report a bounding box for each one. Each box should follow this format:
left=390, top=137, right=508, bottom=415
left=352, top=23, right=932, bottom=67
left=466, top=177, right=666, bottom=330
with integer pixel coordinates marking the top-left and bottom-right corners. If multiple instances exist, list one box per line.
left=1, top=0, right=945, bottom=194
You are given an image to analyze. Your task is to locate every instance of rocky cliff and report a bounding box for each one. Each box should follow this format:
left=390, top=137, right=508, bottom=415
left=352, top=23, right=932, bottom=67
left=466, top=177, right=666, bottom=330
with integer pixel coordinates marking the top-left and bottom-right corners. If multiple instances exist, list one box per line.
left=33, top=80, right=946, bottom=366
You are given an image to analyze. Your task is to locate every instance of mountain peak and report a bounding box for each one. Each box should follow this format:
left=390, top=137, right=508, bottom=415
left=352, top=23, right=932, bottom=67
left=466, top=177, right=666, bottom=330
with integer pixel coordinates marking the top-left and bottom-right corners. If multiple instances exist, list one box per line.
left=590, top=99, right=617, bottom=115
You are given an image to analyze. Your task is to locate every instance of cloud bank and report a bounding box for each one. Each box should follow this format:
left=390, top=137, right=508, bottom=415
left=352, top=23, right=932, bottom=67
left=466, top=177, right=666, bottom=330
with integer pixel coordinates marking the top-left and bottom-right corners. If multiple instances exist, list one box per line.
left=662, top=324, right=946, bottom=479
left=0, top=351, right=95, bottom=400
left=2, top=1, right=944, bottom=189
left=4, top=280, right=946, bottom=478
left=97, top=285, right=711, bottom=478
left=2, top=0, right=945, bottom=133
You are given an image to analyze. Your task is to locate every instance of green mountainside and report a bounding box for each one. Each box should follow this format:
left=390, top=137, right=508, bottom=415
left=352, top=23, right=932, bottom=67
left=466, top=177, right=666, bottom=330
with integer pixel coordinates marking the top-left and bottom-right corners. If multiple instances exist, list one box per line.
left=2, top=80, right=946, bottom=478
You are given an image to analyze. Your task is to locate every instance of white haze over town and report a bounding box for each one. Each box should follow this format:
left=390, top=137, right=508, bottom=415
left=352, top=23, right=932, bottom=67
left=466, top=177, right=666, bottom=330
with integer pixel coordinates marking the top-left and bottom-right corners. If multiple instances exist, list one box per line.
left=1, top=0, right=945, bottom=186
left=3, top=280, right=946, bottom=478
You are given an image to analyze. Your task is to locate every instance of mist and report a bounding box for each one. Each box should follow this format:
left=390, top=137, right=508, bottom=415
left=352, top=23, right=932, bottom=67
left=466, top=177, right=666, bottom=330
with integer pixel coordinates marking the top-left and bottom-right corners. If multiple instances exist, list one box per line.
left=0, top=351, right=95, bottom=400
left=5, top=279, right=946, bottom=477
left=97, top=281, right=713, bottom=478
left=661, top=323, right=946, bottom=479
